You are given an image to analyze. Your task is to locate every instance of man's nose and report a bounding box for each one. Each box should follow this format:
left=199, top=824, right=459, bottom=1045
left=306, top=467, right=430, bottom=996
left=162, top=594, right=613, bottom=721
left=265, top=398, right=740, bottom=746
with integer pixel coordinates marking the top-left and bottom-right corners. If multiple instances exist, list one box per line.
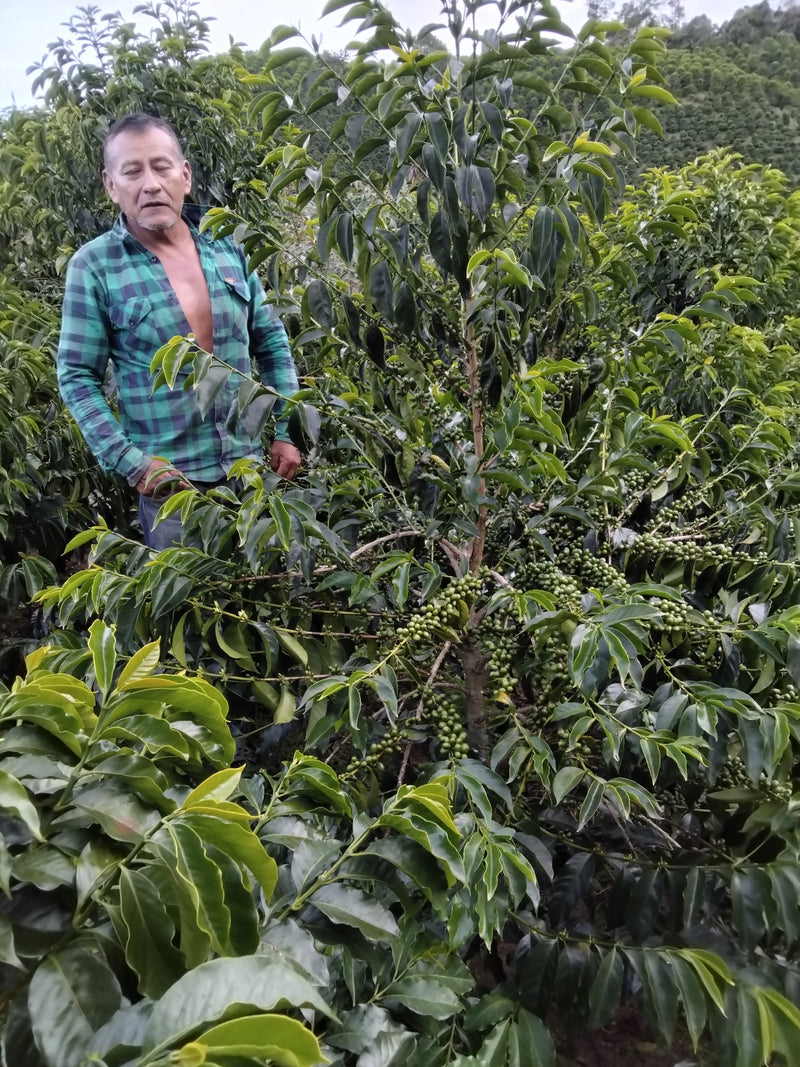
left=142, top=168, right=162, bottom=189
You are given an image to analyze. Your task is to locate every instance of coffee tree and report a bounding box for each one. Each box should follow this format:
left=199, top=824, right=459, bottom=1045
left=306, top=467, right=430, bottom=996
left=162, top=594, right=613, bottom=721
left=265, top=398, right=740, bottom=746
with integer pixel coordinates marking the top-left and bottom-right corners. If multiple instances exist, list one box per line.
left=8, top=0, right=800, bottom=1063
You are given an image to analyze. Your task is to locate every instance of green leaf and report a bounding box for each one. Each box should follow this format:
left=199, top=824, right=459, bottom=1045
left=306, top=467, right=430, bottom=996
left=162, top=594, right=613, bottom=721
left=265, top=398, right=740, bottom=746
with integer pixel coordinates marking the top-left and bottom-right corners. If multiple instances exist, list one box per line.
left=0, top=916, right=22, bottom=970
left=277, top=629, right=309, bottom=668
left=0, top=837, right=12, bottom=896
left=72, top=780, right=161, bottom=842
left=394, top=280, right=416, bottom=336
left=395, top=112, right=422, bottom=162
left=369, top=260, right=394, bottom=319
left=305, top=279, right=333, bottom=330
left=0, top=770, right=43, bottom=841
left=337, top=212, right=354, bottom=265
left=675, top=949, right=732, bottom=1015
left=628, top=83, right=678, bottom=105
left=12, top=847, right=75, bottom=891
left=731, top=870, right=765, bottom=956
left=587, top=947, right=623, bottom=1029
left=552, top=766, right=585, bottom=804
left=429, top=209, right=452, bottom=274
left=455, top=164, right=495, bottom=225
left=510, top=1009, right=556, bottom=1067
left=671, top=955, right=708, bottom=1049
left=193, top=1013, right=324, bottom=1066
left=182, top=767, right=243, bottom=808
left=180, top=813, right=278, bottom=900
left=286, top=756, right=351, bottom=815
left=577, top=776, right=605, bottom=830
left=363, top=837, right=449, bottom=912
left=87, top=619, right=116, bottom=700
left=102, top=714, right=191, bottom=760
left=426, top=113, right=449, bottom=163
left=143, top=955, right=333, bottom=1053
left=735, top=984, right=765, bottom=1067
left=165, top=822, right=233, bottom=956
left=89, top=752, right=171, bottom=808
left=115, top=639, right=161, bottom=690
left=786, top=635, right=800, bottom=688
left=117, top=868, right=186, bottom=998
left=640, top=949, right=678, bottom=1043
left=382, top=975, right=463, bottom=1019
left=311, top=883, right=400, bottom=945
left=27, top=946, right=122, bottom=1067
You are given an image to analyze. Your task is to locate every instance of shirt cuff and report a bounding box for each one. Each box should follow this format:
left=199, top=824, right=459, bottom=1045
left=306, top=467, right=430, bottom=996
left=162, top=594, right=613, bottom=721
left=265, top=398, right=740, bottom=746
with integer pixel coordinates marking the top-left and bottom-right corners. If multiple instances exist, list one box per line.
left=274, top=418, right=293, bottom=444
left=122, top=449, right=152, bottom=487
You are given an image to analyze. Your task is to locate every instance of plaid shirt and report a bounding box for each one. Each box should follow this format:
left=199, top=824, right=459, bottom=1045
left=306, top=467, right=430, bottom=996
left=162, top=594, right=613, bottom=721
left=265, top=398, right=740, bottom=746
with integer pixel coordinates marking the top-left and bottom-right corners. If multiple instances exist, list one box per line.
left=57, top=204, right=299, bottom=484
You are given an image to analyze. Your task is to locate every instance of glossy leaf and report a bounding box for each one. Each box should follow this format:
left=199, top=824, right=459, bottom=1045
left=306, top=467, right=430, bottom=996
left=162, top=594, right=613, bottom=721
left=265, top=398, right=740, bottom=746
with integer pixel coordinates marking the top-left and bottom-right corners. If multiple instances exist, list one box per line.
left=28, top=946, right=122, bottom=1067
left=143, top=955, right=333, bottom=1052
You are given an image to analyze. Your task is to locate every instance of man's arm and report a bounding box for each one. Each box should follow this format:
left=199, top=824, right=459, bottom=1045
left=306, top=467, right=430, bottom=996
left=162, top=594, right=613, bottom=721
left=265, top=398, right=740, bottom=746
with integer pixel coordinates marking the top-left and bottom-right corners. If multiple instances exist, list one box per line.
left=247, top=269, right=302, bottom=478
left=57, top=252, right=153, bottom=485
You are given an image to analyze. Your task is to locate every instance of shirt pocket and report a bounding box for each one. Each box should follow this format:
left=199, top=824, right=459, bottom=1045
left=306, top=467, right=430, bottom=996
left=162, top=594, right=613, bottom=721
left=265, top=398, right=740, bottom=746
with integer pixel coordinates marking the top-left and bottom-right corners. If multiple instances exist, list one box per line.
left=220, top=275, right=251, bottom=346
left=108, top=296, right=164, bottom=362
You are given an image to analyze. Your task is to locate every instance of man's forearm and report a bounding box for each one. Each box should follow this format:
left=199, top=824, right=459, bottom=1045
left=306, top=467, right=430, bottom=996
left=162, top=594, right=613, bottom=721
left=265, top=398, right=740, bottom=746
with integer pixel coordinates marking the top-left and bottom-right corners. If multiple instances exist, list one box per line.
left=57, top=362, right=149, bottom=482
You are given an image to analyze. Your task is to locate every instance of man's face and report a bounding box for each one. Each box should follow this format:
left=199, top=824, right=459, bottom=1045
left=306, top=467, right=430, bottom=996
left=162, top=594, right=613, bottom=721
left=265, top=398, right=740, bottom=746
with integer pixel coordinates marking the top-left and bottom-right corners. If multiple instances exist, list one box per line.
left=102, top=125, right=191, bottom=236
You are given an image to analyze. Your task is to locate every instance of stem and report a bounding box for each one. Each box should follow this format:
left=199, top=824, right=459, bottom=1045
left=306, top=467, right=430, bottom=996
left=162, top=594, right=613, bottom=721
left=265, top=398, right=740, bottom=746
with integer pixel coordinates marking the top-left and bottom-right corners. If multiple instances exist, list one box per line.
left=466, top=323, right=487, bottom=571
left=275, top=821, right=375, bottom=921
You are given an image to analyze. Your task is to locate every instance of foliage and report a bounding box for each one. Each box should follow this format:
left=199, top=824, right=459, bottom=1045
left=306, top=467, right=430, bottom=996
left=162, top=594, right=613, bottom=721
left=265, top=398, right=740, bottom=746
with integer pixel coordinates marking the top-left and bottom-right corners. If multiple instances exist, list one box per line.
left=7, top=0, right=800, bottom=1064
left=0, top=0, right=259, bottom=292
left=0, top=0, right=262, bottom=628
left=0, top=277, right=125, bottom=646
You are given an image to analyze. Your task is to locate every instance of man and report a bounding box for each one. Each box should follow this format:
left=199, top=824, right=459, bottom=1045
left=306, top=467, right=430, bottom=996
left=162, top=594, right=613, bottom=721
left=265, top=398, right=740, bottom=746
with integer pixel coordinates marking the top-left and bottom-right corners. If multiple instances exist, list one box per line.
left=57, top=112, right=301, bottom=549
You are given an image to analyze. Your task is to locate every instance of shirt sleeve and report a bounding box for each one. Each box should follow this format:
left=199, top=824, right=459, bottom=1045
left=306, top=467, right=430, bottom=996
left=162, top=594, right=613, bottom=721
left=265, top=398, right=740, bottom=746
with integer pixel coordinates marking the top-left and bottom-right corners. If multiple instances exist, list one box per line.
left=246, top=269, right=300, bottom=445
left=56, top=252, right=151, bottom=483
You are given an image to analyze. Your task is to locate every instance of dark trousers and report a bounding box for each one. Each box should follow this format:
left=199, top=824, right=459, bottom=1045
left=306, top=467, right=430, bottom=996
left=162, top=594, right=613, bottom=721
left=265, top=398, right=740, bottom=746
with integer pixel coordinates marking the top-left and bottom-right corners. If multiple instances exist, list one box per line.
left=138, top=479, right=234, bottom=550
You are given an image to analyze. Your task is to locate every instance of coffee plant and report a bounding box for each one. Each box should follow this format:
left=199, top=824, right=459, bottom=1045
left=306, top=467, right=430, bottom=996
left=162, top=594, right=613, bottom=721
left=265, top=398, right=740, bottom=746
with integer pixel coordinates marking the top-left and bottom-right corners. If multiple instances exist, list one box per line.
left=7, top=0, right=800, bottom=1064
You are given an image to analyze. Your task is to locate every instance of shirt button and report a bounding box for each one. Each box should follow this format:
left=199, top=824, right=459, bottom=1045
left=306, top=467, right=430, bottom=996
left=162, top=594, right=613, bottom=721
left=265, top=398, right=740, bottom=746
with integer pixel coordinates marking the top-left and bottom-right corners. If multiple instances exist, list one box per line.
left=150, top=255, right=158, bottom=263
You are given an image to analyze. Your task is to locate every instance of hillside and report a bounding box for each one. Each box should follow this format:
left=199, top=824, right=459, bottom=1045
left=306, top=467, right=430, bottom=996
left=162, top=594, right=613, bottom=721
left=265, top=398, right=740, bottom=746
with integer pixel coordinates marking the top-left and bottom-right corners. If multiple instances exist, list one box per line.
left=631, top=2, right=800, bottom=182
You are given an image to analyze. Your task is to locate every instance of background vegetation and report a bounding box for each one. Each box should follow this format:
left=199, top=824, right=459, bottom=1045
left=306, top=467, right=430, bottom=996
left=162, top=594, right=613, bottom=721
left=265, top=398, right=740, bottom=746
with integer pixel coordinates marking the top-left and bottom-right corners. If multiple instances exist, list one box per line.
left=4, top=1, right=800, bottom=1065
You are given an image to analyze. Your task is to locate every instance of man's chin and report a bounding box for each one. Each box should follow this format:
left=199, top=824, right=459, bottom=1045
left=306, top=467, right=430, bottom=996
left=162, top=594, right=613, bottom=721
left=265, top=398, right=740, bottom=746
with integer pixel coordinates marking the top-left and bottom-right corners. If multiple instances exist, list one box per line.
left=136, top=212, right=179, bottom=233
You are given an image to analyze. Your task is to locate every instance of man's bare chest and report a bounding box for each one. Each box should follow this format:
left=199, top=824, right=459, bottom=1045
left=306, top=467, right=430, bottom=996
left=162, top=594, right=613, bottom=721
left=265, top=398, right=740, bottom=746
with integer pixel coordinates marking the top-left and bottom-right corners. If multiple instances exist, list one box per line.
left=157, top=247, right=214, bottom=352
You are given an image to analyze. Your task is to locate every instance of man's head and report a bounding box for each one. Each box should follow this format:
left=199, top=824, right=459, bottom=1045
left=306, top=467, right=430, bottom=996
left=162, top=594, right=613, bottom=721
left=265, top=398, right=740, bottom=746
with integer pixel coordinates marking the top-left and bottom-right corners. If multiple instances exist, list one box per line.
left=102, top=113, right=191, bottom=238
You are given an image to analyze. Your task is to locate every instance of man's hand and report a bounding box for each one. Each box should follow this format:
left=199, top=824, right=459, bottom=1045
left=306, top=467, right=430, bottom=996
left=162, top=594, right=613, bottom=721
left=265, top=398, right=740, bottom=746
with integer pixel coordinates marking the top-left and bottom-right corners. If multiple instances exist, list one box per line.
left=270, top=440, right=302, bottom=480
left=136, top=458, right=190, bottom=496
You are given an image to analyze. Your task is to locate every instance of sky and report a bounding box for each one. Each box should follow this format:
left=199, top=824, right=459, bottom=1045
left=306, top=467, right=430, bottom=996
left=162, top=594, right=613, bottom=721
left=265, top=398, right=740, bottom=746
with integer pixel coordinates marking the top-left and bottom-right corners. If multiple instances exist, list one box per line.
left=1, top=0, right=755, bottom=109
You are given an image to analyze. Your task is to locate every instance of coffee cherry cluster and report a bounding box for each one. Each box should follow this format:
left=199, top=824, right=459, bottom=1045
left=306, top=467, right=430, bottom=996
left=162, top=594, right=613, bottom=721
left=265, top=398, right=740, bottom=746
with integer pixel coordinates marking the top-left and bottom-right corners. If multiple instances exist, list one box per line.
left=769, top=682, right=800, bottom=704
left=557, top=545, right=626, bottom=591
left=482, top=607, right=520, bottom=699
left=761, top=775, right=793, bottom=803
left=715, top=753, right=749, bottom=789
left=634, top=532, right=773, bottom=570
left=395, top=572, right=482, bottom=646
left=622, top=469, right=650, bottom=495
left=634, top=533, right=722, bottom=564
left=422, top=686, right=469, bottom=758
left=527, top=634, right=572, bottom=726
left=650, top=487, right=710, bottom=530
left=552, top=723, right=592, bottom=758
left=650, top=596, right=701, bottom=633
left=539, top=519, right=598, bottom=555
left=343, top=723, right=408, bottom=779
left=517, top=559, right=583, bottom=612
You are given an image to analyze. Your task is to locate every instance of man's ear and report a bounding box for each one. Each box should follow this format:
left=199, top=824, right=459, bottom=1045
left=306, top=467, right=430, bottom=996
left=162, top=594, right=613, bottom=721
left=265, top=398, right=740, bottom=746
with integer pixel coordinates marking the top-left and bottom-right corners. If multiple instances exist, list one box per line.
left=102, top=169, right=119, bottom=204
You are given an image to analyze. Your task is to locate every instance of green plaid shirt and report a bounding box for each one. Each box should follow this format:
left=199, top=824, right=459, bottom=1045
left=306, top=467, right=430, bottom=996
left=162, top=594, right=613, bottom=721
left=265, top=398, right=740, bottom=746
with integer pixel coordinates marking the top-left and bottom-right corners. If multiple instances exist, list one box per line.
left=57, top=205, right=299, bottom=484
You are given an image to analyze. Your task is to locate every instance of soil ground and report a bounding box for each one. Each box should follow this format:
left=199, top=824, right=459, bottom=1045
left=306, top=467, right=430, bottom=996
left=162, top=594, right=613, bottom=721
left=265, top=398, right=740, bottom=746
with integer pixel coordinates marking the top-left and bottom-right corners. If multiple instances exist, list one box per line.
left=554, top=1005, right=709, bottom=1066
